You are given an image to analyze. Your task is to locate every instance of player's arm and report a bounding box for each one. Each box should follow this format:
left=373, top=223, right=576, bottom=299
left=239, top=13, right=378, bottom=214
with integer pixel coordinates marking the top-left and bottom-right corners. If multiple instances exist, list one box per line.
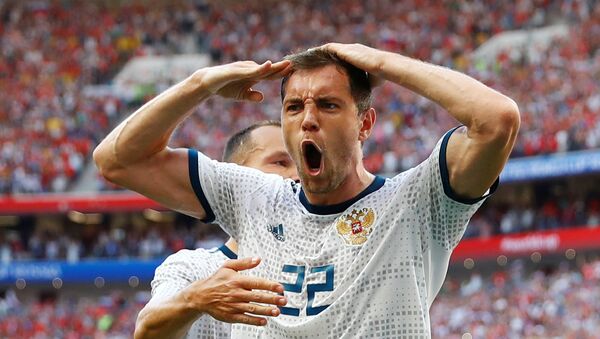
left=324, top=43, right=520, bottom=199
left=93, top=61, right=291, bottom=218
left=134, top=257, right=287, bottom=339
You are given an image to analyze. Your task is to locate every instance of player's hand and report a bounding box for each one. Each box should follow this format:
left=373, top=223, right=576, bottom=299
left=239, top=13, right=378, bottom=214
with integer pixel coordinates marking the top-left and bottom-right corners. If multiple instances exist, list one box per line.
left=320, top=43, right=385, bottom=87
left=184, top=257, right=287, bottom=326
left=199, top=60, right=292, bottom=102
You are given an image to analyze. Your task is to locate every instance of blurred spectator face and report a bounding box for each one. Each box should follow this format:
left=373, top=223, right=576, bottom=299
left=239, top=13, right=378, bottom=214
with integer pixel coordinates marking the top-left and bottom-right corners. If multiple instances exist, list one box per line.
left=282, top=65, right=367, bottom=194
left=243, top=125, right=299, bottom=181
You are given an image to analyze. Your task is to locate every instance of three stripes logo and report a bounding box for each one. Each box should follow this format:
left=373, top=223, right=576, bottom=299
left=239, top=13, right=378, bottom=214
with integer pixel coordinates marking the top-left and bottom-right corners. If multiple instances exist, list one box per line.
left=268, top=224, right=285, bottom=242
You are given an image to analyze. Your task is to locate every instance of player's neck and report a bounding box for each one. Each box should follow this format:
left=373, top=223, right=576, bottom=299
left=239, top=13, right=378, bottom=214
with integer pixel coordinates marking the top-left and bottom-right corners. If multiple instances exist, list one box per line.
left=304, top=164, right=375, bottom=206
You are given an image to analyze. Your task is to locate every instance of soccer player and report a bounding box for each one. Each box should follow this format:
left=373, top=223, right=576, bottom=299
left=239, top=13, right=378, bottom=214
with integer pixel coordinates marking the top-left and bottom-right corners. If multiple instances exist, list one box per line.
left=94, top=43, right=519, bottom=337
left=134, top=121, right=298, bottom=339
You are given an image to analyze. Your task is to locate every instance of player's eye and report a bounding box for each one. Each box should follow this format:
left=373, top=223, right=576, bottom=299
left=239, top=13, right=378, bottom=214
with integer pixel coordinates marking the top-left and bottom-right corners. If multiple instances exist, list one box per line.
left=320, top=102, right=338, bottom=110
left=286, top=104, right=301, bottom=112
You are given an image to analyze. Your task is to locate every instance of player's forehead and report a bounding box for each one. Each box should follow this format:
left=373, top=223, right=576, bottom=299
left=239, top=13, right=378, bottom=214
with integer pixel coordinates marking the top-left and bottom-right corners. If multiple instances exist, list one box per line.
left=249, top=125, right=286, bottom=153
left=283, top=65, right=352, bottom=102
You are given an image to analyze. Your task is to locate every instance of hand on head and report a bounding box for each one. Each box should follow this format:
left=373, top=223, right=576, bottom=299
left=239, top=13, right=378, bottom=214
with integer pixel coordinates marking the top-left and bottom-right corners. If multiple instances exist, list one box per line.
left=317, top=43, right=385, bottom=88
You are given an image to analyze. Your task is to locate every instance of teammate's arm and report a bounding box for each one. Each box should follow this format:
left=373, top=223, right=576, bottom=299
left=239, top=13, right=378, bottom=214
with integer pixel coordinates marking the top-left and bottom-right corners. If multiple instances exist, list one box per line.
left=134, top=257, right=287, bottom=339
left=93, top=60, right=291, bottom=218
left=324, top=43, right=520, bottom=199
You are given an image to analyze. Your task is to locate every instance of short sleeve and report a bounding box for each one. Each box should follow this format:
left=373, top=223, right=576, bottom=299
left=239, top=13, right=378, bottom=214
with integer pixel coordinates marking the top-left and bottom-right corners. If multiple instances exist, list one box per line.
left=427, top=127, right=498, bottom=250
left=188, top=149, right=275, bottom=239
left=402, top=127, right=498, bottom=306
left=149, top=249, right=227, bottom=305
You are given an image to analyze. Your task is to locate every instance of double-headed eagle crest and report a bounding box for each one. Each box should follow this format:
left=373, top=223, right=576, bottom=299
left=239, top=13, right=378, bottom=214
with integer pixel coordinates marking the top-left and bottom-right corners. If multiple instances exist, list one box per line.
left=336, top=207, right=376, bottom=245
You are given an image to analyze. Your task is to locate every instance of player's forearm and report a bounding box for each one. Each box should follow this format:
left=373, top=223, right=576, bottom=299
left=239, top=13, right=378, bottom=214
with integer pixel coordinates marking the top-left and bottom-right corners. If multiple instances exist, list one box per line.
left=94, top=71, right=210, bottom=171
left=378, top=51, right=520, bottom=139
left=134, top=292, right=202, bottom=339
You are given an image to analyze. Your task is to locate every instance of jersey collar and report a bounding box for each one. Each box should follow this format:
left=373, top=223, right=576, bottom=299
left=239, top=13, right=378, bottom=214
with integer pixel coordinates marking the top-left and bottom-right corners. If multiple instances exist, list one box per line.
left=299, top=176, right=386, bottom=215
left=217, top=244, right=238, bottom=259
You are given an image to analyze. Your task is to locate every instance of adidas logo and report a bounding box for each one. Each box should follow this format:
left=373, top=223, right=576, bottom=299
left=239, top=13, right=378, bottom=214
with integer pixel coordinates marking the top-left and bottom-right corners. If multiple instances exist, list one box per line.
left=268, top=224, right=285, bottom=242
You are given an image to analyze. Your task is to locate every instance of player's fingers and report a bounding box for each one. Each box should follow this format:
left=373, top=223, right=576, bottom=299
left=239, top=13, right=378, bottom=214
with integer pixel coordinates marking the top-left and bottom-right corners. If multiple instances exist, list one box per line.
left=237, top=60, right=272, bottom=79
left=320, top=42, right=341, bottom=53
left=264, top=63, right=293, bottom=80
left=268, top=60, right=291, bottom=73
left=240, top=276, right=284, bottom=294
left=253, top=60, right=290, bottom=80
left=228, top=313, right=268, bottom=326
left=238, top=290, right=287, bottom=306
left=243, top=89, right=264, bottom=102
left=232, top=302, right=281, bottom=317
left=222, top=257, right=261, bottom=271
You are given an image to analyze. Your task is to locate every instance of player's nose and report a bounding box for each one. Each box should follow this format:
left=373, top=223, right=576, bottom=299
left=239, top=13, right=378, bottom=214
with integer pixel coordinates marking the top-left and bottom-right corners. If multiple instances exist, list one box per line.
left=301, top=105, right=319, bottom=132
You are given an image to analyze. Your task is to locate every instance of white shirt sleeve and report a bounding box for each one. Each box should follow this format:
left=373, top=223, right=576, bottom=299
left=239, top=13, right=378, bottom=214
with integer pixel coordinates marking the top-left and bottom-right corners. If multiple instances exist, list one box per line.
left=187, top=149, right=277, bottom=240
left=403, top=127, right=498, bottom=306
left=149, top=248, right=227, bottom=305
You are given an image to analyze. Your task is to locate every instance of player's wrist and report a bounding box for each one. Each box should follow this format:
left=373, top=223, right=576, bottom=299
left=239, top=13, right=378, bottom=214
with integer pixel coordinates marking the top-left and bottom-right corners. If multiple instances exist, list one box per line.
left=188, top=68, right=217, bottom=99
left=180, top=283, right=207, bottom=316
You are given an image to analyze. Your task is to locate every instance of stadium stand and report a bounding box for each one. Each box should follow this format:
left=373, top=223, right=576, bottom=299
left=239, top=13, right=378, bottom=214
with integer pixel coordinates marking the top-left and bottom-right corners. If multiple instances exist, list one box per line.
left=1, top=0, right=599, bottom=193
left=431, top=256, right=600, bottom=338
left=0, top=0, right=599, bottom=338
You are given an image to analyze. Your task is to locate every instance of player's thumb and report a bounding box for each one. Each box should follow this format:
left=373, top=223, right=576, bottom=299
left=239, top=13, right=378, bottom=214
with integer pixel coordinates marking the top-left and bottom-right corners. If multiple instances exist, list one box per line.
left=223, top=257, right=261, bottom=272
left=243, top=89, right=264, bottom=102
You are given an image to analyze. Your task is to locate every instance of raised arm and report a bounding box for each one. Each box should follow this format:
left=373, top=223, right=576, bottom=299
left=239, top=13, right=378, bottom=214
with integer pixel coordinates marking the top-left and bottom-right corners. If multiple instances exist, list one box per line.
left=324, top=43, right=520, bottom=199
left=93, top=61, right=291, bottom=218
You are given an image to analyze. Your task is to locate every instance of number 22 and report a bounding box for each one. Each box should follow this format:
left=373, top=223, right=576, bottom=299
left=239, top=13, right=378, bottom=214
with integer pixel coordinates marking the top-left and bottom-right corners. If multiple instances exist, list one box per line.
left=279, top=264, right=334, bottom=316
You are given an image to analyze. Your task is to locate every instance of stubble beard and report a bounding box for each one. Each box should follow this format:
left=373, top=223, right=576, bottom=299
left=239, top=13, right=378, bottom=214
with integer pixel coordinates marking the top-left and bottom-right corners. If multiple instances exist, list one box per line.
left=299, top=152, right=350, bottom=196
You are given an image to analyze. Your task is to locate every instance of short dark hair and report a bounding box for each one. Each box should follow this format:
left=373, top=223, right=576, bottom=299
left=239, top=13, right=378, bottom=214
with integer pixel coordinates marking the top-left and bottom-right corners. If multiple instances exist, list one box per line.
left=281, top=48, right=373, bottom=114
left=222, top=120, right=282, bottom=163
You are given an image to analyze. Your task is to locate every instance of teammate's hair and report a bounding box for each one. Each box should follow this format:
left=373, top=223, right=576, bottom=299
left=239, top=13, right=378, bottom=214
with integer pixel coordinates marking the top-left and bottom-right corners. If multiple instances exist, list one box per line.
left=281, top=48, right=373, bottom=114
left=222, top=120, right=282, bottom=163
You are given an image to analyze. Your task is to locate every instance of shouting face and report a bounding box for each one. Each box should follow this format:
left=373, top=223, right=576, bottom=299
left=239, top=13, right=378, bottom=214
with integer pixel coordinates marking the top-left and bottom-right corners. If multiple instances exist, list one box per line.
left=281, top=64, right=372, bottom=196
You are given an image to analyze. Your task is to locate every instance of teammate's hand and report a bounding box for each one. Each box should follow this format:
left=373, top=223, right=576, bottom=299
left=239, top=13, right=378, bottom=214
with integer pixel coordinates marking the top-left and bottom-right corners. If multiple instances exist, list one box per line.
left=184, top=257, right=287, bottom=326
left=199, top=60, right=291, bottom=102
left=320, top=43, right=385, bottom=87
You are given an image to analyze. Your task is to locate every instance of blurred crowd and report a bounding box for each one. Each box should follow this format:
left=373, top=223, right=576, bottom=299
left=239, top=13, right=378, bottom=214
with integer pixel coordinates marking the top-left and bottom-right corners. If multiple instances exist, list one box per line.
left=466, top=188, right=600, bottom=238
left=431, top=257, right=600, bottom=338
left=1, top=257, right=599, bottom=338
left=1, top=0, right=599, bottom=194
left=0, top=290, right=147, bottom=338
left=0, top=218, right=227, bottom=262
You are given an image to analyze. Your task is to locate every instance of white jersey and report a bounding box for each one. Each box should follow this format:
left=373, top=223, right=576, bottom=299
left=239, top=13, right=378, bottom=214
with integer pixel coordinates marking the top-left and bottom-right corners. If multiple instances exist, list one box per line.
left=188, top=128, right=496, bottom=338
left=149, top=245, right=237, bottom=338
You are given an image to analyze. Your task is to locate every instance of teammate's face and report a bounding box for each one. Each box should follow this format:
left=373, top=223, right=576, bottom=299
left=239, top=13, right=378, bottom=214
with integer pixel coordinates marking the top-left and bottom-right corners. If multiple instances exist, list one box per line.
left=244, top=125, right=299, bottom=181
left=281, top=65, right=368, bottom=194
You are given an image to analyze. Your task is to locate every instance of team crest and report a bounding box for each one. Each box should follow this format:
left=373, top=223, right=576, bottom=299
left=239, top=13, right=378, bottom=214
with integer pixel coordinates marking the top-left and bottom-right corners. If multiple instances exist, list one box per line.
left=336, top=208, right=376, bottom=245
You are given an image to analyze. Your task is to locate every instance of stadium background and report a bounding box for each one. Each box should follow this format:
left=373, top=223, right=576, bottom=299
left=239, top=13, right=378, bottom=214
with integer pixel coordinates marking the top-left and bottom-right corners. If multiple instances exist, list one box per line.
left=0, top=0, right=599, bottom=337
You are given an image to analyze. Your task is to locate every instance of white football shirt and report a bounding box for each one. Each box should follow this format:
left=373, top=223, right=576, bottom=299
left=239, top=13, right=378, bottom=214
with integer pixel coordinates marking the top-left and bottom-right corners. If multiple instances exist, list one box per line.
left=188, top=128, right=496, bottom=338
left=149, top=245, right=237, bottom=338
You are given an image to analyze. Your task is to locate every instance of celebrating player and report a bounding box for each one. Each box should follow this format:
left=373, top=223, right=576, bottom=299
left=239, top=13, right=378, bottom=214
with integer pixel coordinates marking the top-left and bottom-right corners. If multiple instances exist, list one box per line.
left=134, top=121, right=298, bottom=339
left=94, top=43, right=519, bottom=337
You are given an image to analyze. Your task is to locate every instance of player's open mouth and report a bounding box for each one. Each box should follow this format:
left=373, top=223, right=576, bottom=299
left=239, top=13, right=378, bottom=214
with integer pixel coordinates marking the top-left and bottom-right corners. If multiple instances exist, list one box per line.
left=302, top=140, right=323, bottom=176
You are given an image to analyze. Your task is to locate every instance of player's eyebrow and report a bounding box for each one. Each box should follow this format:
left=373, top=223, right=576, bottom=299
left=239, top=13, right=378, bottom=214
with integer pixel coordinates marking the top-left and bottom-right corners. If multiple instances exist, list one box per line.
left=315, top=96, right=342, bottom=103
left=283, top=97, right=303, bottom=105
left=283, top=95, right=342, bottom=105
left=266, top=150, right=292, bottom=160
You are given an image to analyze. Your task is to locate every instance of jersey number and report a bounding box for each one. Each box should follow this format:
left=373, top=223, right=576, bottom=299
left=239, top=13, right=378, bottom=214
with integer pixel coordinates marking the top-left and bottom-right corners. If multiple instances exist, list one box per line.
left=279, top=264, right=334, bottom=316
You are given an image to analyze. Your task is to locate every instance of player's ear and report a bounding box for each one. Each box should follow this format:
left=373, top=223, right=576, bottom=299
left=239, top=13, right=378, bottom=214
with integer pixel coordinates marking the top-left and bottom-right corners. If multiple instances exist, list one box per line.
left=358, top=108, right=376, bottom=142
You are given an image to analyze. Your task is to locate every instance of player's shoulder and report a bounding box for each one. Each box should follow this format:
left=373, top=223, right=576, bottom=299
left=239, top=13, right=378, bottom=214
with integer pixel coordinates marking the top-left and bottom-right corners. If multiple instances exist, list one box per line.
left=160, top=247, right=228, bottom=268
left=155, top=247, right=231, bottom=282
